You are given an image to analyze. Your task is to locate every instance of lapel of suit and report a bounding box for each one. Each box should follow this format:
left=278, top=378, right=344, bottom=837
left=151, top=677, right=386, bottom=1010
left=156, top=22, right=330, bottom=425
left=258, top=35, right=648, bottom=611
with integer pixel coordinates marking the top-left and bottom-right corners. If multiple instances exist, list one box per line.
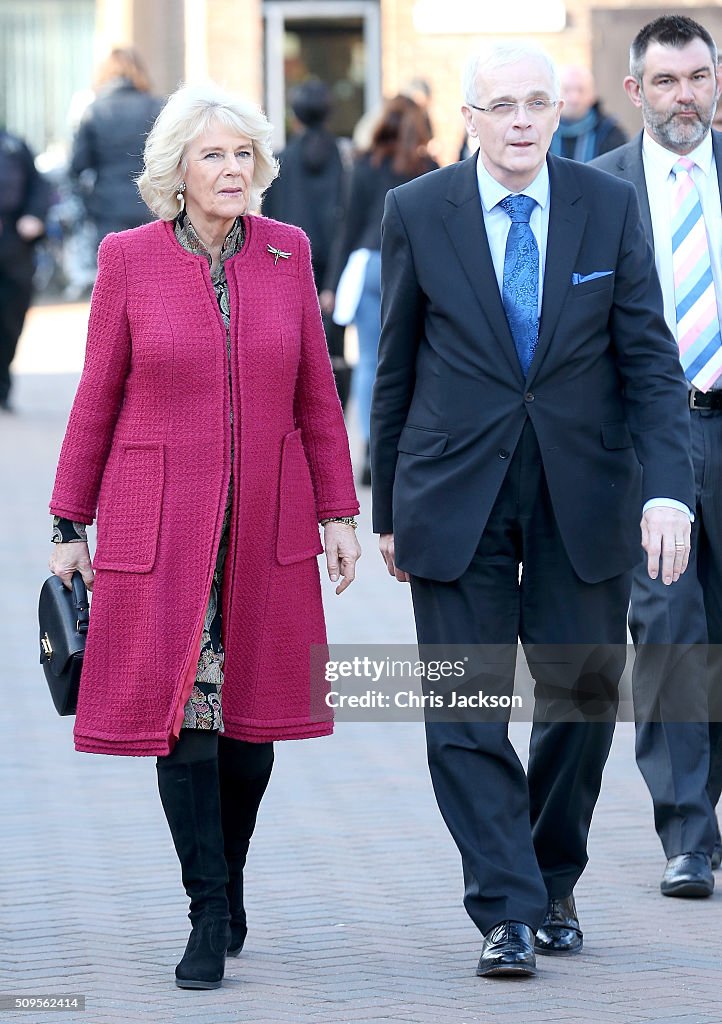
left=620, top=133, right=653, bottom=242
left=527, top=156, right=586, bottom=382
left=712, top=130, right=722, bottom=201
left=441, top=155, right=524, bottom=383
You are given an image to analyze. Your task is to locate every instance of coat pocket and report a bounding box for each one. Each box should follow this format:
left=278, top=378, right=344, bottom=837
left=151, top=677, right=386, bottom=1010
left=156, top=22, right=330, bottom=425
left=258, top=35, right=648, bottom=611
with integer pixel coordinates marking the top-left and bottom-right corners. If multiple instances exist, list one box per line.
left=570, top=274, right=615, bottom=297
left=397, top=425, right=449, bottom=457
left=277, top=428, right=324, bottom=565
left=94, top=442, right=164, bottom=573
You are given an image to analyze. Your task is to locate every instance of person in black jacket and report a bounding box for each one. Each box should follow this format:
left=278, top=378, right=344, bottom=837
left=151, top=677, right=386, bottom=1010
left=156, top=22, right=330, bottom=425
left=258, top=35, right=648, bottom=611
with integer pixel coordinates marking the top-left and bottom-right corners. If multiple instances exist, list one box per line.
left=329, top=95, right=437, bottom=483
left=263, top=80, right=352, bottom=407
left=0, top=127, right=50, bottom=411
left=550, top=65, right=628, bottom=162
left=70, top=47, right=162, bottom=246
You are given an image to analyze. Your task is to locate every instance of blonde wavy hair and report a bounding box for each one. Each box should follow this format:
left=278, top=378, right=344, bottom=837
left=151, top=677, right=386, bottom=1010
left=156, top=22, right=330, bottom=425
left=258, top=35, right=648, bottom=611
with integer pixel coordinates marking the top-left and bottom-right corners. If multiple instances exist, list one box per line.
left=137, top=83, right=279, bottom=221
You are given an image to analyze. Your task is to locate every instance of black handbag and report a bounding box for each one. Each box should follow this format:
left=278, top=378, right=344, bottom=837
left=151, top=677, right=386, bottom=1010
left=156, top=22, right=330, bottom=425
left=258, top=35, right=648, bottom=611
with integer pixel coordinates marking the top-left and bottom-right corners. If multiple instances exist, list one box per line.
left=38, top=572, right=90, bottom=716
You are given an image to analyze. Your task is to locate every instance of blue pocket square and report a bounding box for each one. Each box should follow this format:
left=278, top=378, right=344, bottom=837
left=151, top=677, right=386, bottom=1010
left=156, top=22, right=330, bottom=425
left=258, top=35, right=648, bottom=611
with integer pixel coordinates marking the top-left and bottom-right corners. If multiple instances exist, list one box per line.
left=571, top=270, right=613, bottom=286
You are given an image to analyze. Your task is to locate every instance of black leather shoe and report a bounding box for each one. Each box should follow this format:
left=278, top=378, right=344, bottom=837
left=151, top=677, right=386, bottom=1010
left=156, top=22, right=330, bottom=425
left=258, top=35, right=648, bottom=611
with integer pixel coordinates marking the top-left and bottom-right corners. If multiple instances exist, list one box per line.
left=534, top=894, right=583, bottom=956
left=476, top=921, right=537, bottom=977
left=711, top=842, right=722, bottom=871
left=661, top=853, right=714, bottom=897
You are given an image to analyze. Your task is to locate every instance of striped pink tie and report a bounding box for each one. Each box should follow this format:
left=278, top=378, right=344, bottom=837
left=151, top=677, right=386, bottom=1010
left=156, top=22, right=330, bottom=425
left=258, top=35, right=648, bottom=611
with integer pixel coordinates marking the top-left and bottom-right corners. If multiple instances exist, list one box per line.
left=671, top=157, right=722, bottom=391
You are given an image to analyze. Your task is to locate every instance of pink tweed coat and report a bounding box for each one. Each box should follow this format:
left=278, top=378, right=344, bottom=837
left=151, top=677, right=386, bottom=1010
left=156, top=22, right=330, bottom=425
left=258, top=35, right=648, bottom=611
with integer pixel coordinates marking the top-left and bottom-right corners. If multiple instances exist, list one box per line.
left=50, top=216, right=359, bottom=756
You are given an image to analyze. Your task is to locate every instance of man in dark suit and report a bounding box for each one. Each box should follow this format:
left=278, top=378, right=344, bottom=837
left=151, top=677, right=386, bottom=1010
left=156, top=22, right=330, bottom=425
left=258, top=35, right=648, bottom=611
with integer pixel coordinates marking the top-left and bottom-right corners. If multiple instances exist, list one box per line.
left=593, top=14, right=722, bottom=897
left=371, top=41, right=694, bottom=978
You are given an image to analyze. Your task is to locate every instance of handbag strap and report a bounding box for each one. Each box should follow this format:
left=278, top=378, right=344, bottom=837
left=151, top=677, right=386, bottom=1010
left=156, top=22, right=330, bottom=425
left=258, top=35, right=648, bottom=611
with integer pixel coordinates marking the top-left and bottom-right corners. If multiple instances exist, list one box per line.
left=71, top=572, right=90, bottom=634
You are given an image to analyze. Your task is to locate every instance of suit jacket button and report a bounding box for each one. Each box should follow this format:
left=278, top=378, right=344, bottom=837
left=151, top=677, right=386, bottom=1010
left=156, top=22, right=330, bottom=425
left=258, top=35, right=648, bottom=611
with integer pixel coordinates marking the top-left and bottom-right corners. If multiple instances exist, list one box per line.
left=498, top=448, right=510, bottom=459
left=525, top=391, right=535, bottom=402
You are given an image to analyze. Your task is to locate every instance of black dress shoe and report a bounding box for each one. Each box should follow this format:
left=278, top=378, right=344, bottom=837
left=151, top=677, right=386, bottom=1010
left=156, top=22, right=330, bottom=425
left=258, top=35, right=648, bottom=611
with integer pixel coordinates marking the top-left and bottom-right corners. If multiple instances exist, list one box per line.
left=534, top=893, right=583, bottom=956
left=661, top=853, right=714, bottom=897
left=711, top=841, right=722, bottom=871
left=476, top=920, right=537, bottom=977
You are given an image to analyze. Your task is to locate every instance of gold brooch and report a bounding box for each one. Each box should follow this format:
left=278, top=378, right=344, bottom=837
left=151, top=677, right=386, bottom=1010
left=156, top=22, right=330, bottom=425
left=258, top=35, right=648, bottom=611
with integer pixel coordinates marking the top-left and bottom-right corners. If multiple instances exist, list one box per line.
left=267, top=244, right=291, bottom=265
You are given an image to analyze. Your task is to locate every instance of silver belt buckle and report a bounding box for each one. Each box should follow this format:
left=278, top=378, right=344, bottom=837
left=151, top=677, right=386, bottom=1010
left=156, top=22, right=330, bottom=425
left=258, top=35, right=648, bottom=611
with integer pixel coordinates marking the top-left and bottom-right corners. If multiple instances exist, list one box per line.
left=689, top=388, right=702, bottom=410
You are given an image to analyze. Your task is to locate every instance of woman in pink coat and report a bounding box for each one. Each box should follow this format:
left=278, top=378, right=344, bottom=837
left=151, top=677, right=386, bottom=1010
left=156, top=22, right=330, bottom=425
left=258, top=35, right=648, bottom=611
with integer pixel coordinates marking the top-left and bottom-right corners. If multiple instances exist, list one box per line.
left=49, top=83, right=361, bottom=991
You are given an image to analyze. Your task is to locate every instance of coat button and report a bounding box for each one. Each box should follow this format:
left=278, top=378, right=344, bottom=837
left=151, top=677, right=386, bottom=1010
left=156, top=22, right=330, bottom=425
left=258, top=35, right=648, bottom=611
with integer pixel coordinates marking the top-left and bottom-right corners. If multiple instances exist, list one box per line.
left=498, top=448, right=510, bottom=459
left=525, top=391, right=535, bottom=402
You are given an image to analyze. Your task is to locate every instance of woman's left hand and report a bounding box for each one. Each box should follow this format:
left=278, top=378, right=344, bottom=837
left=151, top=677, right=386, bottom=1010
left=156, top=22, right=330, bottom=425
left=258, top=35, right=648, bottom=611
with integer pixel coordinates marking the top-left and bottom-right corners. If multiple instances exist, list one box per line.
left=323, top=522, right=361, bottom=594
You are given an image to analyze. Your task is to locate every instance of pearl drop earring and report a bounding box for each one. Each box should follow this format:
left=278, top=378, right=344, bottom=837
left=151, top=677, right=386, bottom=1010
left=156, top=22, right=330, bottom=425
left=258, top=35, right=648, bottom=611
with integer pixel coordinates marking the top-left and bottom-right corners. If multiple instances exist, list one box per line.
left=176, top=182, right=186, bottom=211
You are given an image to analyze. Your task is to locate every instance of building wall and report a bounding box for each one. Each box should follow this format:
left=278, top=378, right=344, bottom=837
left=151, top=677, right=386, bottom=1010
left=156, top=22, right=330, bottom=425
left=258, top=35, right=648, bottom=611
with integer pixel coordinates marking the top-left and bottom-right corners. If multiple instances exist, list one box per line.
left=203, top=0, right=264, bottom=100
left=96, top=0, right=263, bottom=100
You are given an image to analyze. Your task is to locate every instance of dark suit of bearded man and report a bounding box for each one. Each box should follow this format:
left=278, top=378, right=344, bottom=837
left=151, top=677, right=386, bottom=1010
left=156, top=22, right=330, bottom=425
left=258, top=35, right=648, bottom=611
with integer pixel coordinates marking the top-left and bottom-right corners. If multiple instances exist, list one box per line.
left=592, top=13, right=722, bottom=896
left=370, top=43, right=694, bottom=977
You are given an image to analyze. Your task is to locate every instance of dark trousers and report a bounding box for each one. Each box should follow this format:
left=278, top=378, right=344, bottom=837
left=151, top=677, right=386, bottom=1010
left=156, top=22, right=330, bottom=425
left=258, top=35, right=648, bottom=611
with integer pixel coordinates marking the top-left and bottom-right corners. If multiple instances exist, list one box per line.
left=410, top=421, right=631, bottom=935
left=630, top=409, right=722, bottom=857
left=0, top=266, right=33, bottom=403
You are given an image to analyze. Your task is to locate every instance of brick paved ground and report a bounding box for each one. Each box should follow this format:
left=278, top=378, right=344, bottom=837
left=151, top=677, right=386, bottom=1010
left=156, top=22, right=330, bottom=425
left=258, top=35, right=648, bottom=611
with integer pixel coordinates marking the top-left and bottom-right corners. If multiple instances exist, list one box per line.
left=1, top=304, right=721, bottom=1024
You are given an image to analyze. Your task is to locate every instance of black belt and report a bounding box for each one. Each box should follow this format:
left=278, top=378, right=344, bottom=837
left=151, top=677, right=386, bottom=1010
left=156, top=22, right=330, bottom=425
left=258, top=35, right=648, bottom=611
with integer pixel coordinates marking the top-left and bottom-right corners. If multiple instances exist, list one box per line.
left=689, top=387, right=722, bottom=410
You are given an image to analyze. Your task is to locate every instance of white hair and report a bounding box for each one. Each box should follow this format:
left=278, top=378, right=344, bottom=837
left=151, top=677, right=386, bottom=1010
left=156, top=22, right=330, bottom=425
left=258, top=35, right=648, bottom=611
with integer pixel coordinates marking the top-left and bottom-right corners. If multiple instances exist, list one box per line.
left=462, top=42, right=560, bottom=106
left=137, top=82, right=279, bottom=221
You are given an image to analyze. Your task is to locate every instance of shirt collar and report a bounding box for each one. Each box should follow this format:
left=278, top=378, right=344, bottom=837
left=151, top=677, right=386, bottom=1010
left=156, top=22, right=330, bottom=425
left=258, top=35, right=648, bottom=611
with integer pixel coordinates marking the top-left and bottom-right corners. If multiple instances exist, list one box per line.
left=174, top=210, right=245, bottom=272
left=475, top=153, right=550, bottom=213
left=642, top=128, right=714, bottom=178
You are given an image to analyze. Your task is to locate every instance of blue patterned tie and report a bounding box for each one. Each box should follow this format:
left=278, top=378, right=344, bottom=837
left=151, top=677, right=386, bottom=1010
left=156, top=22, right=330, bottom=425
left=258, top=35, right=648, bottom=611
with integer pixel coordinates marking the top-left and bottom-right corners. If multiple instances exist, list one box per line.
left=500, top=194, right=539, bottom=375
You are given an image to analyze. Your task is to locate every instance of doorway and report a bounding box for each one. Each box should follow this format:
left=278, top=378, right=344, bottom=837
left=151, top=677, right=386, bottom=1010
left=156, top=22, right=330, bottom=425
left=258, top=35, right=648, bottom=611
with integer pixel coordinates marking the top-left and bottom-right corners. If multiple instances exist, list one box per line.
left=264, top=0, right=381, bottom=151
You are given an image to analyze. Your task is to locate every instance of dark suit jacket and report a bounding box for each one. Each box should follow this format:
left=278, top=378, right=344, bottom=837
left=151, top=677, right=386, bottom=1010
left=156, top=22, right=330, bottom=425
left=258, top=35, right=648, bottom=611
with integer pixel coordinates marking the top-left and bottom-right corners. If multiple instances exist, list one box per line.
left=591, top=129, right=722, bottom=249
left=370, top=153, right=694, bottom=584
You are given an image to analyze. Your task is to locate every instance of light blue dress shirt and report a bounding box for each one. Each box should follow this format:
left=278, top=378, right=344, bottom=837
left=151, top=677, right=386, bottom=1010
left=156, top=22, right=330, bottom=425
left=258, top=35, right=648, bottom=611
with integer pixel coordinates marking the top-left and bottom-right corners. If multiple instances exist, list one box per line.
left=475, top=156, right=550, bottom=316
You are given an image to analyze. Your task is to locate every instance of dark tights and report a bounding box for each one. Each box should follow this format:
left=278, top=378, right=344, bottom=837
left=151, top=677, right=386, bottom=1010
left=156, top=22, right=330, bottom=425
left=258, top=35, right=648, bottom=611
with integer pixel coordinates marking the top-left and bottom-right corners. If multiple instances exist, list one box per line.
left=158, top=728, right=274, bottom=777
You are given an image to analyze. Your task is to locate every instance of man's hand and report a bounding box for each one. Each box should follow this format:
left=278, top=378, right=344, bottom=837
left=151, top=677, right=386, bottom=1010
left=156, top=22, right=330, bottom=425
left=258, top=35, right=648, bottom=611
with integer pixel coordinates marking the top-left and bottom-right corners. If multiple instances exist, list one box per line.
left=379, top=533, right=410, bottom=583
left=49, top=541, right=95, bottom=591
left=324, top=522, right=361, bottom=594
left=641, top=507, right=690, bottom=585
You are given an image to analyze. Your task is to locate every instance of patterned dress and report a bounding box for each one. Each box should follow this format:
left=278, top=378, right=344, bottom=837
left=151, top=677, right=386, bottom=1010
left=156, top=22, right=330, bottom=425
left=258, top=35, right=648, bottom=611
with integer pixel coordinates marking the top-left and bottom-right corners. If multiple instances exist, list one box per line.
left=53, top=211, right=246, bottom=732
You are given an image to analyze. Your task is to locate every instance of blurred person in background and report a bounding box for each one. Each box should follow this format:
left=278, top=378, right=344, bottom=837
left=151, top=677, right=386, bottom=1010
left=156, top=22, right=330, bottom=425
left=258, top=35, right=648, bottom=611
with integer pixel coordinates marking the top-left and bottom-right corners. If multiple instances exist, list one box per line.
left=550, top=65, right=627, bottom=162
left=330, top=94, right=437, bottom=484
left=49, top=83, right=360, bottom=991
left=70, top=47, right=162, bottom=251
left=263, top=79, right=353, bottom=407
left=0, top=126, right=50, bottom=412
left=400, top=77, right=439, bottom=159
left=353, top=76, right=436, bottom=155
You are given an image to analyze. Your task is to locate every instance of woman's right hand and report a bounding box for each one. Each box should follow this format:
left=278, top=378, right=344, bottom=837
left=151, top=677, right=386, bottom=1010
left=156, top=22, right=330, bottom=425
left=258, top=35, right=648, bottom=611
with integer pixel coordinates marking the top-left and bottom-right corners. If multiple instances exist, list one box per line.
left=49, top=542, right=95, bottom=591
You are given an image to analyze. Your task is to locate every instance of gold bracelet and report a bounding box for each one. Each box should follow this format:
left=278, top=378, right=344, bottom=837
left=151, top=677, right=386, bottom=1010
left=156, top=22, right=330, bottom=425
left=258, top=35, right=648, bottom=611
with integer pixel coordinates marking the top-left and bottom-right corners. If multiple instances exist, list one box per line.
left=320, top=516, right=358, bottom=529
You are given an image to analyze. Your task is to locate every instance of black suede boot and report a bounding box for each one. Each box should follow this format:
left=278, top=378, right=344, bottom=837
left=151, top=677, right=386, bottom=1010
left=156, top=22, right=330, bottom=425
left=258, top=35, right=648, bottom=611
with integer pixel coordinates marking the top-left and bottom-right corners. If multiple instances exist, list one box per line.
left=218, top=738, right=274, bottom=956
left=156, top=755, right=231, bottom=989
